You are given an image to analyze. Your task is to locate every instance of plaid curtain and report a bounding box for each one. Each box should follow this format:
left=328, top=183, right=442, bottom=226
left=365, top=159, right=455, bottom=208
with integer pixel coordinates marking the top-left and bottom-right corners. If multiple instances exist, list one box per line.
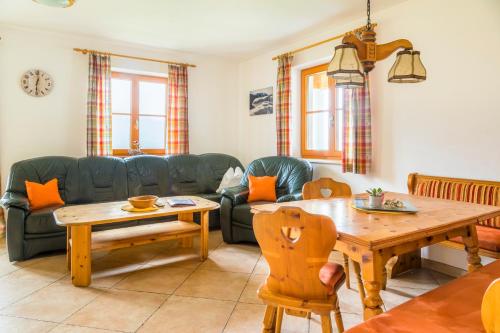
left=166, top=64, right=189, bottom=154
left=342, top=74, right=372, bottom=174
left=276, top=54, right=293, bottom=156
left=87, top=53, right=112, bottom=156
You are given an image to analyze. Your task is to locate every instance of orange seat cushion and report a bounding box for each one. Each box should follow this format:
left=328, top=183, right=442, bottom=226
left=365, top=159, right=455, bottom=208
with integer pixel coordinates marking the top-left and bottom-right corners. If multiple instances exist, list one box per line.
left=247, top=175, right=277, bottom=203
left=25, top=178, right=65, bottom=211
left=345, top=260, right=500, bottom=333
left=450, top=225, right=500, bottom=252
left=319, top=262, right=345, bottom=295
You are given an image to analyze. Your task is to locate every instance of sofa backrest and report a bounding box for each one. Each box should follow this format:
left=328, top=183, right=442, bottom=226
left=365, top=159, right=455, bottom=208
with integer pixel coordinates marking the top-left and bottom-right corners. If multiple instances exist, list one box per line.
left=199, top=153, right=245, bottom=193
left=5, top=156, right=77, bottom=202
left=242, top=156, right=313, bottom=197
left=408, top=173, right=500, bottom=229
left=125, top=155, right=170, bottom=197
left=165, top=154, right=204, bottom=195
left=67, top=157, right=128, bottom=204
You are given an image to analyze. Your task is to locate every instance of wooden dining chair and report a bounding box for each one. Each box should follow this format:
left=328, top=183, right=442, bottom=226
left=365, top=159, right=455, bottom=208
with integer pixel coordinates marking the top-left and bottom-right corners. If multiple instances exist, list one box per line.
left=482, top=278, right=500, bottom=333
left=302, top=178, right=357, bottom=290
left=254, top=207, right=345, bottom=333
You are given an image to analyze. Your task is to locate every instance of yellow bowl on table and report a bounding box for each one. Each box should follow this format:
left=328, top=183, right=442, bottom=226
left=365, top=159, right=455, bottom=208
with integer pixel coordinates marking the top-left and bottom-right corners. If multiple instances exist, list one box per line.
left=128, top=195, right=158, bottom=209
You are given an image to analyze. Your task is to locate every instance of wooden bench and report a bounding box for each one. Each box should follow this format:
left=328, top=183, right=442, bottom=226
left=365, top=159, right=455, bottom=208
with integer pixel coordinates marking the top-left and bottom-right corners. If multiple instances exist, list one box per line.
left=345, top=260, right=500, bottom=333
left=408, top=173, right=500, bottom=259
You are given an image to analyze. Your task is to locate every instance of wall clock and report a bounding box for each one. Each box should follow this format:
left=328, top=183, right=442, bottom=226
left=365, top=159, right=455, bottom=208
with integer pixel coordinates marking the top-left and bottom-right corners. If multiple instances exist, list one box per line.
left=20, top=69, right=54, bottom=97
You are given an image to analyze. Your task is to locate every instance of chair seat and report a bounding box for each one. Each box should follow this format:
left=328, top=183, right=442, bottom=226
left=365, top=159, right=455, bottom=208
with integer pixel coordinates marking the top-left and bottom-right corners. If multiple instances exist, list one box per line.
left=319, top=262, right=346, bottom=295
left=450, top=225, right=500, bottom=252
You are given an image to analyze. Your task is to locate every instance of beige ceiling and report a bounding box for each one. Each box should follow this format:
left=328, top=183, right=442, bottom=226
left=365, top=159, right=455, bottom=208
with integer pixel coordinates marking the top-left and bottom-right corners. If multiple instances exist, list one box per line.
left=0, top=0, right=406, bottom=58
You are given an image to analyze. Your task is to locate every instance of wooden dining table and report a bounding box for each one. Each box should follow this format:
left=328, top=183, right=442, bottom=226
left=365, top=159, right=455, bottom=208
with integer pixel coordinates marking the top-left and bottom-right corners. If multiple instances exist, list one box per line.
left=252, top=192, right=500, bottom=321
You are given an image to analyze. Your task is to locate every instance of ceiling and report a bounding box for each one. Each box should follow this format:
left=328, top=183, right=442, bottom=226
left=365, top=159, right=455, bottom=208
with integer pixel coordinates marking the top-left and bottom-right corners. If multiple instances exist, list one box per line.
left=0, top=0, right=406, bottom=59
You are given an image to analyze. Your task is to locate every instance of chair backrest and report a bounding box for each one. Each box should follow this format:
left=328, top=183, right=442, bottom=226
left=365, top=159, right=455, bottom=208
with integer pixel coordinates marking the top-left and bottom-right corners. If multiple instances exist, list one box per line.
left=482, top=278, right=500, bottom=333
left=302, top=177, right=352, bottom=200
left=253, top=206, right=337, bottom=300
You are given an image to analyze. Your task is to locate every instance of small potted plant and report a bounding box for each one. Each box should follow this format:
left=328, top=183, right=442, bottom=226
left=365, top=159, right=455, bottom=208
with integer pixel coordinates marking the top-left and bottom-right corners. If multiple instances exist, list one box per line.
left=366, top=187, right=384, bottom=208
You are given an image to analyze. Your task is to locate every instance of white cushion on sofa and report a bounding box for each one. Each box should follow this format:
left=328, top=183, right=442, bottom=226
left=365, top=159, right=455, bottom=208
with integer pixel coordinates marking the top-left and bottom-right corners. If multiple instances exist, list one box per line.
left=216, top=167, right=243, bottom=193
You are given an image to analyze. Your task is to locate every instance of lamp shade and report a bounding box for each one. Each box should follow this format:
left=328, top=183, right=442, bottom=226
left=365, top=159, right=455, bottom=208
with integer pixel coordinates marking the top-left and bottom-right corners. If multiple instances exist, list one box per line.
left=33, top=0, right=75, bottom=8
left=327, top=44, right=365, bottom=88
left=388, top=50, right=426, bottom=83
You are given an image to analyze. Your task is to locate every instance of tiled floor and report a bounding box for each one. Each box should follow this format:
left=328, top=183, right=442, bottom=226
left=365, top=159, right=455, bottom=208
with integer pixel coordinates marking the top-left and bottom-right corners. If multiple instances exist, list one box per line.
left=0, top=231, right=456, bottom=333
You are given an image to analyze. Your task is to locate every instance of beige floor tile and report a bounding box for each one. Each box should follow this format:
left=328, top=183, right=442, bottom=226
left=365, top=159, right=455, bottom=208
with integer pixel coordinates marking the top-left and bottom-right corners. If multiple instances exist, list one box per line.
left=223, top=302, right=267, bottom=333
left=337, top=286, right=364, bottom=315
left=12, top=254, right=68, bottom=282
left=0, top=254, right=23, bottom=277
left=252, top=256, right=269, bottom=275
left=65, top=289, right=166, bottom=332
left=138, top=295, right=235, bottom=333
left=114, top=265, right=192, bottom=294
left=146, top=247, right=202, bottom=270
left=0, top=270, right=54, bottom=308
left=1, top=282, right=102, bottom=322
left=175, top=270, right=250, bottom=301
left=309, top=312, right=363, bottom=333
left=199, top=245, right=260, bottom=273
left=217, top=242, right=261, bottom=254
left=239, top=274, right=266, bottom=304
left=429, top=269, right=456, bottom=285
left=193, top=230, right=224, bottom=251
left=280, top=312, right=309, bottom=333
left=0, top=315, right=56, bottom=333
left=51, top=324, right=116, bottom=332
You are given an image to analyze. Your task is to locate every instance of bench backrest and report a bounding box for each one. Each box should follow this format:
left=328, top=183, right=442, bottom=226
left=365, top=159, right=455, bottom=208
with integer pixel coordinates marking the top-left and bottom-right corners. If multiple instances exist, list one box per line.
left=408, top=173, right=500, bottom=229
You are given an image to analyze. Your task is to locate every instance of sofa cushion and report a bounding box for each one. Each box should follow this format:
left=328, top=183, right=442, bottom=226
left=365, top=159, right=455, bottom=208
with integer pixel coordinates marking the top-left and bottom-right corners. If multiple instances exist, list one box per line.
left=450, top=225, right=500, bottom=252
left=67, top=156, right=128, bottom=204
left=166, top=155, right=204, bottom=195
left=199, top=153, right=245, bottom=193
left=6, top=156, right=77, bottom=203
left=125, top=155, right=170, bottom=197
left=25, top=207, right=65, bottom=234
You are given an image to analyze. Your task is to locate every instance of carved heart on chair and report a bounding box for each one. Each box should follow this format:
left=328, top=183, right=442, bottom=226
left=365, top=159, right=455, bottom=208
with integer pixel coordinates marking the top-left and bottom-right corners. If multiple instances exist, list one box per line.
left=281, top=226, right=301, bottom=243
left=320, top=188, right=333, bottom=198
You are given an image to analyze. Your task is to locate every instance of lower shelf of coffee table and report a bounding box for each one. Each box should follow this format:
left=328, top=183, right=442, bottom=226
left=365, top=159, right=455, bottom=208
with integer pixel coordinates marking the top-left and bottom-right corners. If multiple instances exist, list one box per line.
left=69, top=220, right=201, bottom=252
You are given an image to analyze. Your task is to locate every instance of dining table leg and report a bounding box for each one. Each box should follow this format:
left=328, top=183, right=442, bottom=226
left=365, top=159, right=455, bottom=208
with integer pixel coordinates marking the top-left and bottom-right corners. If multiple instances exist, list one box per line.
left=360, top=251, right=386, bottom=320
left=462, top=224, right=482, bottom=272
left=71, top=225, right=92, bottom=287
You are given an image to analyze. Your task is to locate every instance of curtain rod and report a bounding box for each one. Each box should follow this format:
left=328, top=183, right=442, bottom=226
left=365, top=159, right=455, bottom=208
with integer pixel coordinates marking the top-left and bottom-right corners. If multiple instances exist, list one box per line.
left=272, top=23, right=377, bottom=60
left=73, top=48, right=197, bottom=68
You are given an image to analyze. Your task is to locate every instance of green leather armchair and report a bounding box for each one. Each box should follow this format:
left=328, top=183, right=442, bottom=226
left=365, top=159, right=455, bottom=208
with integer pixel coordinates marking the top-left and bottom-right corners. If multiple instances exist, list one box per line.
left=220, top=156, right=312, bottom=243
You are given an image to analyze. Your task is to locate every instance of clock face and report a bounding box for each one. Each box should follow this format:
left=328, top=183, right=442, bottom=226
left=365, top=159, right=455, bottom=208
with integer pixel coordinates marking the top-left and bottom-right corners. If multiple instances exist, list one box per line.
left=21, top=69, right=53, bottom=97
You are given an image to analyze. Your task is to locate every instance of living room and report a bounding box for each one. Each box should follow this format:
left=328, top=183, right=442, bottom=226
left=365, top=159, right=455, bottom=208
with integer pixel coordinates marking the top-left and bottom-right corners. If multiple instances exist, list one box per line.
left=0, top=0, right=498, bottom=332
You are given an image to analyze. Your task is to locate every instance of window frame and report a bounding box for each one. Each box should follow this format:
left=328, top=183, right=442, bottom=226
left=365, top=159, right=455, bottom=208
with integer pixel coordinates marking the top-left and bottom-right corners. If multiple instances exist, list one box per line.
left=111, top=71, right=168, bottom=156
left=300, top=63, right=342, bottom=160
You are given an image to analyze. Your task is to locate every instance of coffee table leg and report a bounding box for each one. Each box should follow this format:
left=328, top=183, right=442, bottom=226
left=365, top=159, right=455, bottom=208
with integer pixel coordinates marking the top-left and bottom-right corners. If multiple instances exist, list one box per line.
left=71, top=225, right=92, bottom=287
left=178, top=212, right=194, bottom=248
left=462, top=224, right=482, bottom=272
left=200, top=211, right=209, bottom=260
left=361, top=251, right=385, bottom=320
left=66, top=226, right=71, bottom=271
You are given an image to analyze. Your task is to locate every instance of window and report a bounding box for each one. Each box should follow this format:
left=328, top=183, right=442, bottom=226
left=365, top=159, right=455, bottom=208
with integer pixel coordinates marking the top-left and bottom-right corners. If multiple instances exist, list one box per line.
left=301, top=63, right=343, bottom=160
left=111, top=72, right=168, bottom=156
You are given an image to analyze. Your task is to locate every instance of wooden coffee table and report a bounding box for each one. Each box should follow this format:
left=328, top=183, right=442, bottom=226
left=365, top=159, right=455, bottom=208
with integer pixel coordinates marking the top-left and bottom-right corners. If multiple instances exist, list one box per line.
left=54, top=196, right=219, bottom=287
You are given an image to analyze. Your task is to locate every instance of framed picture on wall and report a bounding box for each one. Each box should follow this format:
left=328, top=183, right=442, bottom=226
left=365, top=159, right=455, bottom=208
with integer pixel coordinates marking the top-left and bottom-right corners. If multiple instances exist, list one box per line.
left=249, top=87, right=273, bottom=116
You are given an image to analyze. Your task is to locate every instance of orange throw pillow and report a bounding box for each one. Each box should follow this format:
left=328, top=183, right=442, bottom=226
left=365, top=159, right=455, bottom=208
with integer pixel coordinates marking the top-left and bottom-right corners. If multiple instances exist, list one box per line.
left=25, top=178, right=65, bottom=211
left=247, top=175, right=277, bottom=202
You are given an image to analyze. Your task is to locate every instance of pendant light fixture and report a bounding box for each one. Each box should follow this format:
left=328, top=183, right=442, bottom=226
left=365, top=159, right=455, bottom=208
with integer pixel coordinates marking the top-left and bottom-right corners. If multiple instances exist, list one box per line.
left=33, top=0, right=76, bottom=8
left=328, top=0, right=426, bottom=86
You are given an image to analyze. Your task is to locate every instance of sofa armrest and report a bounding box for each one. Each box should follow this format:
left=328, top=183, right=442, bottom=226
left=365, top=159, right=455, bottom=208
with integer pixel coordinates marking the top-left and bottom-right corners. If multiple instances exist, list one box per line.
left=0, top=192, right=30, bottom=211
left=277, top=192, right=303, bottom=203
left=222, top=185, right=249, bottom=206
left=5, top=207, right=26, bottom=261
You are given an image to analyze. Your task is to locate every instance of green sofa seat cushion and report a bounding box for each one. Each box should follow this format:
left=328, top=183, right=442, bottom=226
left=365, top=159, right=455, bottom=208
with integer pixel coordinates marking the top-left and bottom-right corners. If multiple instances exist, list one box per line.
left=25, top=207, right=65, bottom=234
left=232, top=201, right=271, bottom=228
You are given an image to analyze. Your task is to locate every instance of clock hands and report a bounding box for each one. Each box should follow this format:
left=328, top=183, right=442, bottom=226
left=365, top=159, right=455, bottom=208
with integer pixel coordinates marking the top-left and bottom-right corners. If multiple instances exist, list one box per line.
left=35, top=75, right=40, bottom=94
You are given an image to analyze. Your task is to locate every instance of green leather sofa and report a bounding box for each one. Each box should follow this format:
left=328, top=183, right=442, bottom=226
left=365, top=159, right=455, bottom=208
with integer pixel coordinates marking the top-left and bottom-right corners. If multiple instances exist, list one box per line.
left=0, top=153, right=243, bottom=261
left=220, top=156, right=312, bottom=243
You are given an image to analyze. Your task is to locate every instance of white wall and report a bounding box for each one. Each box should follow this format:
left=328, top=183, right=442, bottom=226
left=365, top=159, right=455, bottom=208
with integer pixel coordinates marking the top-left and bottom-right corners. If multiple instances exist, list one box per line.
left=0, top=25, right=239, bottom=190
left=235, top=0, right=500, bottom=269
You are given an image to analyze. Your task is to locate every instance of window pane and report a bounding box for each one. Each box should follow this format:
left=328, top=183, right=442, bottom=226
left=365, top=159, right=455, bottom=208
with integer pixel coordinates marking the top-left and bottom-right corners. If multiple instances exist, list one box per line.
left=336, top=108, right=343, bottom=151
left=111, top=79, right=131, bottom=114
left=336, top=87, right=344, bottom=109
left=307, top=72, right=329, bottom=111
left=139, top=116, right=165, bottom=149
left=306, top=112, right=330, bottom=151
left=139, top=81, right=166, bottom=116
left=112, top=115, right=130, bottom=149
